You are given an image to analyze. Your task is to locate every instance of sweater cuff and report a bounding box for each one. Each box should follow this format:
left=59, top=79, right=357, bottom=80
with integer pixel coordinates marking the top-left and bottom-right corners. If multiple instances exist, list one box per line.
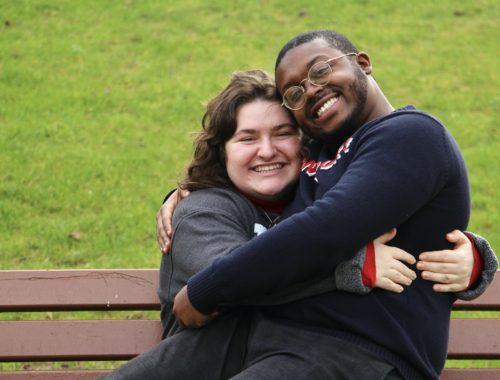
left=466, top=234, right=483, bottom=289
left=362, top=241, right=377, bottom=288
left=455, top=232, right=498, bottom=300
left=187, top=269, right=223, bottom=315
left=334, top=246, right=371, bottom=294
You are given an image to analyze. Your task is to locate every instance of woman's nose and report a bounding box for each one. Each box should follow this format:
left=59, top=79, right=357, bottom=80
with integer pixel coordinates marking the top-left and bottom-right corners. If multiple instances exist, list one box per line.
left=257, top=138, right=277, bottom=159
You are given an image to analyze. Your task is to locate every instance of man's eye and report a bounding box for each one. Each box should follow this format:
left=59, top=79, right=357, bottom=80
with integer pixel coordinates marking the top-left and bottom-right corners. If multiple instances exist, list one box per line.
left=288, top=87, right=304, bottom=102
left=310, top=63, right=331, bottom=81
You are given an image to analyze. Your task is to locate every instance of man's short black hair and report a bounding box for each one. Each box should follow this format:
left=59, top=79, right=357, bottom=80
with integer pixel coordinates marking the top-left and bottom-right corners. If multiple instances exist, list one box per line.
left=275, top=30, right=359, bottom=72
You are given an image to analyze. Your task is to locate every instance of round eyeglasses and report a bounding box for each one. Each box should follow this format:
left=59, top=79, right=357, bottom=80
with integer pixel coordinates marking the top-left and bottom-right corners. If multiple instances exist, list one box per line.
left=281, top=52, right=357, bottom=111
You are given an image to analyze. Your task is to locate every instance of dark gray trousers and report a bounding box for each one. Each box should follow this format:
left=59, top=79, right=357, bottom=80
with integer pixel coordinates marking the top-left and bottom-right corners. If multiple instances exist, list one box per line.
left=100, top=310, right=402, bottom=380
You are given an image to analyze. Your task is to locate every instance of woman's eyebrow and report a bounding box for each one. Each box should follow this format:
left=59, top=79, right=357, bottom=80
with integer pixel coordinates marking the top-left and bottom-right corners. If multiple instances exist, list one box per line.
left=273, top=123, right=297, bottom=131
left=232, top=128, right=258, bottom=136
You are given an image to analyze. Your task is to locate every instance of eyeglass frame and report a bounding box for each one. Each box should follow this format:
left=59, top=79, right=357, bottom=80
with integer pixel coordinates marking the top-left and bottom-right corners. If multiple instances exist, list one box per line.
left=280, top=52, right=358, bottom=111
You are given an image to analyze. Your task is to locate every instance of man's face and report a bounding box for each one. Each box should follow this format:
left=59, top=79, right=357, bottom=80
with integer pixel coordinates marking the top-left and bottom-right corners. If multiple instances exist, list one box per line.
left=276, top=39, right=369, bottom=139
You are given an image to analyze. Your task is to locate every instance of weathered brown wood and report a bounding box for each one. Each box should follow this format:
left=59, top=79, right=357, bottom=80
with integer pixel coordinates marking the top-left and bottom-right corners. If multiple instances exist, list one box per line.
left=453, top=273, right=500, bottom=310
left=0, top=269, right=497, bottom=379
left=0, top=270, right=160, bottom=311
left=447, top=318, right=500, bottom=358
left=440, top=368, right=500, bottom=380
left=0, top=320, right=163, bottom=361
left=0, top=371, right=110, bottom=379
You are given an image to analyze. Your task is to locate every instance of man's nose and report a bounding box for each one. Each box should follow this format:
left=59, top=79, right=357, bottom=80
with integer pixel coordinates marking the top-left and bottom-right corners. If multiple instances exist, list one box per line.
left=303, top=80, right=322, bottom=99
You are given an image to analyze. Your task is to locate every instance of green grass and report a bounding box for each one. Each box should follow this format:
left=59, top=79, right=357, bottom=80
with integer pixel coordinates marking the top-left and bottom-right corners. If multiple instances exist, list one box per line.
left=0, top=0, right=498, bottom=371
left=1, top=0, right=498, bottom=269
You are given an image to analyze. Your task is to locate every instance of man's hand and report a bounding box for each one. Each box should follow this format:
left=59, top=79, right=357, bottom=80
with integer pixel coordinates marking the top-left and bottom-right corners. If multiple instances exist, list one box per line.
left=374, top=229, right=417, bottom=293
left=417, top=230, right=474, bottom=292
left=156, top=189, right=189, bottom=254
left=173, top=285, right=215, bottom=328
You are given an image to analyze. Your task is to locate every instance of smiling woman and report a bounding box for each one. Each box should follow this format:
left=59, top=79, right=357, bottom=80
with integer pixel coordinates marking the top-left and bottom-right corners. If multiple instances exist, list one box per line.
left=224, top=100, right=302, bottom=202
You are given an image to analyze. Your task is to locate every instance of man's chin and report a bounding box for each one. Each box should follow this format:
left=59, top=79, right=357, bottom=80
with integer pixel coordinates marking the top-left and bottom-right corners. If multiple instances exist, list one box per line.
left=305, top=123, right=342, bottom=139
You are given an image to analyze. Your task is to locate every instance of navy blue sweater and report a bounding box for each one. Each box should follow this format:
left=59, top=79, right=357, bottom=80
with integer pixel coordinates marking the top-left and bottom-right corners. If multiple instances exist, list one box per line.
left=187, top=106, right=470, bottom=379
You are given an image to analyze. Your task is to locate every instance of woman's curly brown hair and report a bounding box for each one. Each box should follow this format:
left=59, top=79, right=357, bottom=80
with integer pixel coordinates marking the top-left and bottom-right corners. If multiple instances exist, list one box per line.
left=179, top=70, right=296, bottom=192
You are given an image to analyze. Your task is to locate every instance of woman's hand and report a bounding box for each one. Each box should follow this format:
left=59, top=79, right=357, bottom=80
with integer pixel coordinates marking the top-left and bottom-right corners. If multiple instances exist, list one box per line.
left=417, top=230, right=474, bottom=292
left=156, top=189, right=189, bottom=254
left=173, top=286, right=216, bottom=328
left=373, top=229, right=417, bottom=293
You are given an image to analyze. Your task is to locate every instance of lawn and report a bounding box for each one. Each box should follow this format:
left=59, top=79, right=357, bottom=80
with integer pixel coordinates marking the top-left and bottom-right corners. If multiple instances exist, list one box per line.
left=0, top=0, right=498, bottom=370
left=1, top=0, right=498, bottom=269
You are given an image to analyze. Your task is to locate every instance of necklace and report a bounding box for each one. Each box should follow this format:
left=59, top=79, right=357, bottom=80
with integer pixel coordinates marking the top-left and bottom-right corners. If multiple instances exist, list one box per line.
left=260, top=209, right=281, bottom=228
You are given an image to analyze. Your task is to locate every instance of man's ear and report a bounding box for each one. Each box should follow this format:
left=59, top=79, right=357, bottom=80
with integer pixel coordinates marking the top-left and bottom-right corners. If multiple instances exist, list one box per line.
left=355, top=52, right=372, bottom=75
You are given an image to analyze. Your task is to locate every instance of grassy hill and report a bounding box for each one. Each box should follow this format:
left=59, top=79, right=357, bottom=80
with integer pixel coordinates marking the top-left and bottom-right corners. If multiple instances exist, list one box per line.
left=1, top=0, right=498, bottom=268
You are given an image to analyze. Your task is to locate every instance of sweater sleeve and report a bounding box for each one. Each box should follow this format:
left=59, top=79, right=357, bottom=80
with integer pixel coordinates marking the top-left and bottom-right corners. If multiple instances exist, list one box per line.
left=334, top=245, right=372, bottom=294
left=163, top=193, right=252, bottom=299
left=187, top=116, right=465, bottom=314
left=455, top=232, right=498, bottom=300
left=166, top=190, right=342, bottom=307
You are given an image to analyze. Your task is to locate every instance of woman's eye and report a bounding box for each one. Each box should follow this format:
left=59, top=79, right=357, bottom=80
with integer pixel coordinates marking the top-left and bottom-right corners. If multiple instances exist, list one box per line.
left=275, top=128, right=297, bottom=138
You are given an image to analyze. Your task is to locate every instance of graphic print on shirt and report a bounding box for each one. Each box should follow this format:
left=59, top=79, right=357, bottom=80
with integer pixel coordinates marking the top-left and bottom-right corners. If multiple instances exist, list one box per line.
left=302, top=137, right=353, bottom=177
left=254, top=223, right=268, bottom=236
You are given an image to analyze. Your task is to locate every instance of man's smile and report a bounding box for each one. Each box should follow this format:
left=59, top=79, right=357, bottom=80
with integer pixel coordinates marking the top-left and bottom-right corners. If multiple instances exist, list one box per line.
left=316, top=96, right=340, bottom=118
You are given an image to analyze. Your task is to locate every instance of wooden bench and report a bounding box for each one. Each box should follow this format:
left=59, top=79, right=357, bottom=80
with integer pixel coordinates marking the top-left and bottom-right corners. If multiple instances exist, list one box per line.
left=0, top=269, right=498, bottom=379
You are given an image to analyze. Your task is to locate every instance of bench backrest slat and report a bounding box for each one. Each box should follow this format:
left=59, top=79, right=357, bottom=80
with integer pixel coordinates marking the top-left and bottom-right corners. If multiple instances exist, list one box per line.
left=447, top=318, right=500, bottom=358
left=0, top=371, right=110, bottom=379
left=0, top=320, right=163, bottom=361
left=453, top=274, right=500, bottom=310
left=0, top=318, right=497, bottom=362
left=0, top=270, right=160, bottom=311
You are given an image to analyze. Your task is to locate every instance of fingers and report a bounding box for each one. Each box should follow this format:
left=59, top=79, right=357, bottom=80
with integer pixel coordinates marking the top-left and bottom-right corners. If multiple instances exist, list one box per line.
left=156, top=190, right=183, bottom=254
left=156, top=210, right=168, bottom=254
left=392, top=260, right=417, bottom=282
left=417, top=259, right=460, bottom=274
left=432, top=282, right=465, bottom=293
left=373, top=240, right=416, bottom=293
left=417, top=251, right=472, bottom=293
left=376, top=277, right=404, bottom=293
left=392, top=249, right=417, bottom=265
left=374, top=228, right=397, bottom=244
left=419, top=249, right=460, bottom=263
left=420, top=270, right=457, bottom=284
left=375, top=259, right=416, bottom=293
left=445, top=229, right=469, bottom=245
left=173, top=285, right=213, bottom=328
left=179, top=189, right=191, bottom=199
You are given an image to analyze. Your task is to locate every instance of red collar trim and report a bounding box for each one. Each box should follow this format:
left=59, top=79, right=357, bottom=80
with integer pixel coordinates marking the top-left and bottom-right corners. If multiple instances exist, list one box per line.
left=238, top=191, right=291, bottom=214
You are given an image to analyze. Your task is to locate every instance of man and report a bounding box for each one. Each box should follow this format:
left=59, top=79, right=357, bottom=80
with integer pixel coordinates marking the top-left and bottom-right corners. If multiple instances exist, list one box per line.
left=172, top=30, right=497, bottom=379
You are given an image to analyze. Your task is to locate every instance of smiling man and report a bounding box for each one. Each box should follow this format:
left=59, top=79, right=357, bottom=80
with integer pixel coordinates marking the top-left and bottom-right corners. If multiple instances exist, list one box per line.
left=172, top=30, right=498, bottom=379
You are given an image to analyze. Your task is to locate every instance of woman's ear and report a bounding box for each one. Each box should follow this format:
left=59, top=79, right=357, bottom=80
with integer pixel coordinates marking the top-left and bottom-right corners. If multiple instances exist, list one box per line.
left=355, top=52, right=372, bottom=75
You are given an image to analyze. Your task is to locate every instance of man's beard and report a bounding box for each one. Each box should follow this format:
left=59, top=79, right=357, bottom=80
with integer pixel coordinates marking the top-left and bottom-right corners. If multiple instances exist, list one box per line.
left=319, top=67, right=369, bottom=144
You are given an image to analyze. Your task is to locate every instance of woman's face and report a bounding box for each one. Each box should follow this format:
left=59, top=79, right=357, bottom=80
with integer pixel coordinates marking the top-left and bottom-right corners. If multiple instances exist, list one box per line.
left=225, top=99, right=302, bottom=201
